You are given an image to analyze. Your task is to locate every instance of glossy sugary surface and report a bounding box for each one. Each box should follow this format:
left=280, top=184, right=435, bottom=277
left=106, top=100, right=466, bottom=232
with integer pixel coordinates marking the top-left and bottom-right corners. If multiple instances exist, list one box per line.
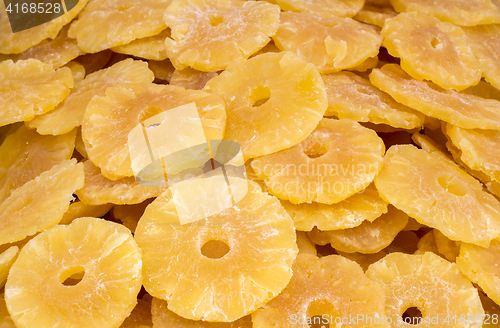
left=112, top=29, right=171, bottom=61
left=270, top=0, right=364, bottom=18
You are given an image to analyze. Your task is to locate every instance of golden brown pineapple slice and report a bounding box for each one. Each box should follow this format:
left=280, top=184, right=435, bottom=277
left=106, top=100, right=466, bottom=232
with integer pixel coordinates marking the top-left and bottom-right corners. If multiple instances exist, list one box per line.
left=375, top=144, right=500, bottom=247
left=415, top=230, right=440, bottom=256
left=66, top=62, right=86, bottom=83
left=251, top=118, right=385, bottom=204
left=479, top=292, right=500, bottom=328
left=148, top=59, right=175, bottom=82
left=270, top=0, right=364, bottom=18
left=273, top=12, right=382, bottom=73
left=0, top=293, right=15, bottom=328
left=75, top=50, right=113, bottom=75
left=433, top=229, right=460, bottom=262
left=353, top=5, right=397, bottom=27
left=134, top=181, right=298, bottom=322
left=0, top=246, right=18, bottom=288
left=121, top=298, right=153, bottom=328
left=113, top=199, right=154, bottom=233
left=0, top=59, right=73, bottom=127
left=164, top=0, right=280, bottom=72
left=366, top=252, right=484, bottom=327
left=5, top=217, right=142, bottom=328
left=370, top=64, right=500, bottom=130
left=59, top=201, right=113, bottom=225
left=112, top=29, right=171, bottom=61
left=170, top=68, right=219, bottom=90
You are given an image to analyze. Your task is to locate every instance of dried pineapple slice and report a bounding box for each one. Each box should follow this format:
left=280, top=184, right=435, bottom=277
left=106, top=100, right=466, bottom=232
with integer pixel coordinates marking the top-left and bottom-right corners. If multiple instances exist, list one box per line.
left=112, top=29, right=171, bottom=61
left=66, top=62, right=86, bottom=83
left=26, top=58, right=154, bottom=135
left=75, top=128, right=88, bottom=158
left=204, top=52, right=327, bottom=160
left=170, top=68, right=219, bottom=90
left=308, top=205, right=408, bottom=254
left=152, top=298, right=253, bottom=327
left=0, top=246, right=18, bottom=288
left=134, top=181, right=297, bottom=322
left=0, top=159, right=84, bottom=246
left=270, top=0, right=364, bottom=18
left=280, top=184, right=388, bottom=231
left=75, top=50, right=113, bottom=75
left=296, top=231, right=317, bottom=256
left=251, top=118, right=385, bottom=204
left=121, top=299, right=153, bottom=328
left=273, top=12, right=382, bottom=74
left=323, top=71, right=424, bottom=129
left=59, top=201, right=113, bottom=225
left=148, top=59, right=175, bottom=82
left=366, top=252, right=484, bottom=327
left=479, top=292, right=500, bottom=328
left=338, top=251, right=387, bottom=271
left=0, top=59, right=73, bottom=127
left=370, top=64, right=500, bottom=130
left=375, top=144, right=500, bottom=247
left=354, top=5, right=397, bottom=27
left=252, top=254, right=388, bottom=328
left=0, top=294, right=15, bottom=328
left=113, top=199, right=154, bottom=233
left=5, top=217, right=142, bottom=328
left=433, top=229, right=460, bottom=262
left=415, top=231, right=440, bottom=256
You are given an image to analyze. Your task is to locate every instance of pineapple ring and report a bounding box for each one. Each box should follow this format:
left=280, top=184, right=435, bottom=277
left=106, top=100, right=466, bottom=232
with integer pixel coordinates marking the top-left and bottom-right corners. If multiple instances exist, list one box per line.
left=148, top=59, right=176, bottom=82
left=134, top=180, right=298, bottom=322
left=204, top=52, right=327, bottom=160
left=370, top=64, right=500, bottom=130
left=308, top=205, right=409, bottom=254
left=251, top=118, right=385, bottom=204
left=271, top=0, right=364, bottom=18
left=252, top=254, right=388, bottom=328
left=273, top=12, right=382, bottom=74
left=5, top=217, right=142, bottom=328
left=164, top=0, right=280, bottom=72
left=433, top=230, right=460, bottom=262
left=375, top=144, right=500, bottom=247
left=112, top=29, right=171, bottom=61
left=382, top=12, right=481, bottom=91
left=353, top=5, right=397, bottom=28
left=170, top=68, right=219, bottom=90
left=415, top=230, right=440, bottom=256
left=366, top=252, right=484, bottom=328
left=59, top=201, right=113, bottom=225
left=0, top=247, right=18, bottom=288
left=113, top=199, right=154, bottom=233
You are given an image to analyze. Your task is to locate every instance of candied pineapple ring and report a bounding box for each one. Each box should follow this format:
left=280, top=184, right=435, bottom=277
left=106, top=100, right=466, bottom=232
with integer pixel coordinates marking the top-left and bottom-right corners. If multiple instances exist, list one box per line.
left=273, top=12, right=382, bottom=73
left=353, top=5, right=397, bottom=28
left=164, top=0, right=280, bottom=72
left=112, top=29, right=171, bottom=61
left=204, top=52, right=327, bottom=160
left=366, top=252, right=483, bottom=328
left=375, top=145, right=500, bottom=247
left=134, top=180, right=298, bottom=322
left=170, top=68, right=219, bottom=90
left=382, top=12, right=481, bottom=91
left=271, top=0, right=364, bottom=18
left=5, top=217, right=142, bottom=328
left=251, top=118, right=385, bottom=204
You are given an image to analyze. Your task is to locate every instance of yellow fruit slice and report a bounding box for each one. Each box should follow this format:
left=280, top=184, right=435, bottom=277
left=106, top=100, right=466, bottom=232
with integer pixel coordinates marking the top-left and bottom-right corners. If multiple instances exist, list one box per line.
left=0, top=59, right=73, bottom=127
left=415, top=230, right=440, bottom=256
left=251, top=118, right=385, bottom=204
left=370, top=64, right=500, bottom=130
left=75, top=50, right=113, bottom=75
left=134, top=181, right=298, bottom=322
left=113, top=199, right=154, bottom=233
left=66, top=61, right=86, bottom=83
left=121, top=299, right=153, bottom=328
left=338, top=251, right=387, bottom=271
left=411, top=131, right=453, bottom=162
left=479, top=292, right=500, bottom=328
left=273, top=12, right=382, bottom=73
left=296, top=231, right=317, bottom=256
left=323, top=71, right=424, bottom=129
left=152, top=298, right=253, bottom=327
left=366, top=252, right=484, bottom=327
left=170, top=68, right=219, bottom=90
left=0, top=293, right=15, bottom=328
left=347, top=56, right=379, bottom=72
left=75, top=128, right=88, bottom=158
left=270, top=0, right=364, bottom=18
left=148, top=60, right=175, bottom=82
left=280, top=184, right=388, bottom=231
left=354, top=5, right=397, bottom=27
left=59, top=201, right=114, bottom=225
left=5, top=217, right=142, bottom=328
left=308, top=205, right=409, bottom=254
left=0, top=159, right=84, bottom=246
left=367, top=0, right=392, bottom=6
left=26, top=58, right=154, bottom=135
left=433, top=229, right=460, bottom=262
left=382, top=12, right=481, bottom=91
left=252, top=254, right=388, bottom=328
left=375, top=144, right=500, bottom=247
left=0, top=246, right=18, bottom=288
left=204, top=51, right=327, bottom=160
left=112, top=29, right=171, bottom=61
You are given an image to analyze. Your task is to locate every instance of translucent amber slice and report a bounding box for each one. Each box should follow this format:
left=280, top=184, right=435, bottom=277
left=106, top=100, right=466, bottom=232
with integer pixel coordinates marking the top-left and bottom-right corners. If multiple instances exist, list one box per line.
left=479, top=292, right=500, bottom=328
left=66, top=62, right=86, bottom=83
left=411, top=131, right=453, bottom=163
left=112, top=29, right=170, bottom=61
left=113, top=199, right=154, bottom=233
left=122, top=299, right=153, bottom=328
left=273, top=12, right=382, bottom=73
left=296, top=231, right=317, bottom=256
left=204, top=52, right=327, bottom=160
left=152, top=298, right=253, bottom=327
left=170, top=68, right=219, bottom=90
left=0, top=59, right=73, bottom=127
left=148, top=59, right=175, bottom=82
left=164, top=0, right=279, bottom=72
left=59, top=201, right=113, bottom=225
left=366, top=252, right=483, bottom=327
left=134, top=181, right=297, bottom=322
left=354, top=5, right=397, bottom=27
left=370, top=64, right=500, bottom=130
left=375, top=145, right=500, bottom=247
left=252, top=254, right=388, bottom=328
left=280, top=184, right=388, bottom=231
left=5, top=217, right=142, bottom=328
left=75, top=50, right=113, bottom=75
left=271, top=0, right=364, bottom=18
left=0, top=294, right=15, bottom=328
left=415, top=231, right=440, bottom=256
left=338, top=251, right=387, bottom=271
left=433, top=229, right=460, bottom=262
left=26, top=59, right=154, bottom=135
left=323, top=72, right=424, bottom=129
left=382, top=12, right=481, bottom=90
left=347, top=56, right=379, bottom=72
left=251, top=118, right=384, bottom=204
left=0, top=247, right=18, bottom=288
left=308, top=205, right=408, bottom=254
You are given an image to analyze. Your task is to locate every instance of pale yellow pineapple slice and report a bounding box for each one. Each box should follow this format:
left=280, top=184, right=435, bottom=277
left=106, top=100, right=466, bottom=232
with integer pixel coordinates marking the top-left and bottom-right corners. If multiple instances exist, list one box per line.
left=204, top=51, right=327, bottom=160
left=0, top=294, right=15, bottom=328
left=433, top=229, right=460, bottom=262
left=323, top=71, right=424, bottom=129
left=308, top=205, right=409, bottom=254
left=280, top=184, right=388, bottom=231
left=354, top=5, right=397, bottom=27
left=370, top=64, right=500, bottom=130
left=5, top=217, right=142, bottom=328
left=382, top=12, right=481, bottom=90
left=295, top=231, right=317, bottom=256
left=251, top=118, right=385, bottom=204
left=170, top=68, right=219, bottom=90
left=0, top=246, right=18, bottom=288
left=113, top=199, right=154, bottom=233
left=59, top=201, right=113, bottom=225
left=26, top=58, right=154, bottom=135
left=121, top=299, right=153, bottom=328
left=148, top=59, right=175, bottom=82
left=0, top=159, right=84, bottom=246
left=0, top=59, right=73, bottom=127
left=152, top=298, right=253, bottom=327
left=252, top=254, right=388, bottom=328
left=0, top=125, right=76, bottom=203
left=134, top=181, right=298, bottom=322
left=366, top=252, right=484, bottom=327
left=375, top=144, right=500, bottom=247
left=347, top=55, right=379, bottom=72
left=273, top=12, right=382, bottom=73
left=270, top=0, right=364, bottom=18
left=112, top=29, right=171, bottom=61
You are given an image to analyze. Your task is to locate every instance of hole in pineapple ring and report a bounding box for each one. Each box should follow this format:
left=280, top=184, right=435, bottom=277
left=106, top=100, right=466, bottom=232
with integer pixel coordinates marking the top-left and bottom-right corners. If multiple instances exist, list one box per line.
left=437, top=173, right=468, bottom=197
left=430, top=37, right=441, bottom=49
left=306, top=299, right=339, bottom=328
left=249, top=85, right=271, bottom=108
left=302, top=132, right=329, bottom=159
left=210, top=14, right=224, bottom=27
left=401, top=307, right=423, bottom=325
left=60, top=266, right=86, bottom=286
left=201, top=240, right=230, bottom=259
